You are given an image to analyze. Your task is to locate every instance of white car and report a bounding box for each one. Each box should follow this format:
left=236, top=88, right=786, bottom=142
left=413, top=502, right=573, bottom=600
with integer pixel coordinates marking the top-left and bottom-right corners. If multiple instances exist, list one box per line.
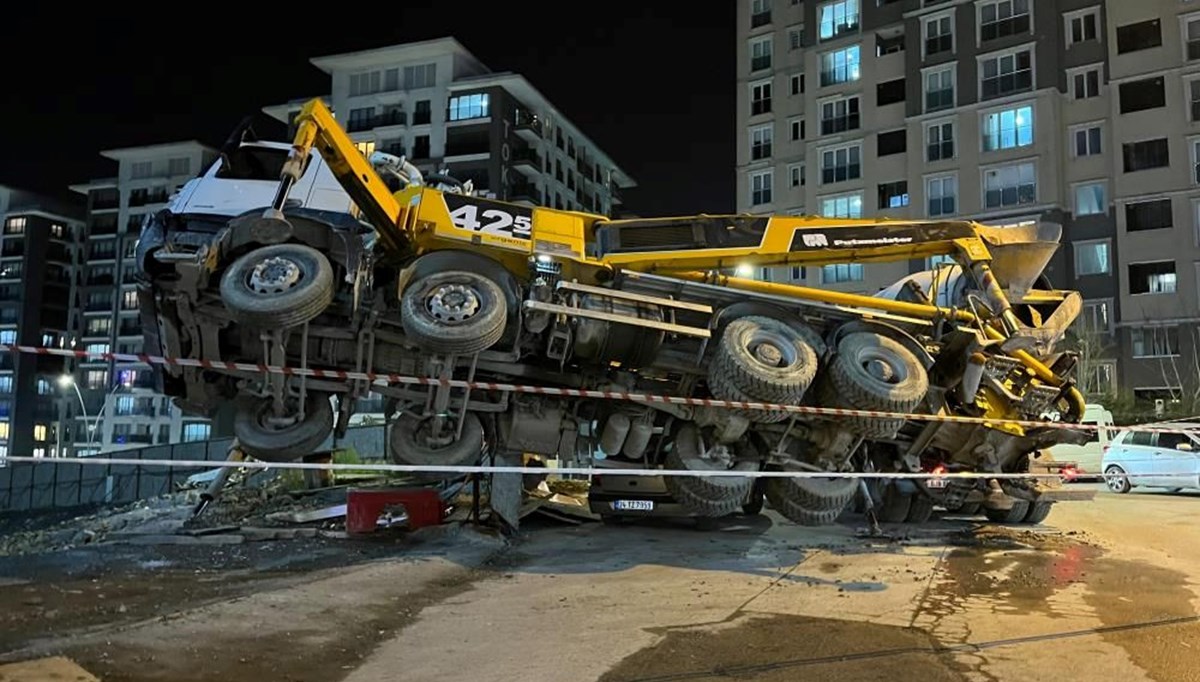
left=1101, top=424, right=1200, bottom=493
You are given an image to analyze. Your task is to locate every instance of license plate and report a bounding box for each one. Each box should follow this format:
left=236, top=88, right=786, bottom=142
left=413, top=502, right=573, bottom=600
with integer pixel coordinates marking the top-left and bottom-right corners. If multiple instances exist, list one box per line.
left=613, top=499, right=654, bottom=511
left=927, top=478, right=949, bottom=489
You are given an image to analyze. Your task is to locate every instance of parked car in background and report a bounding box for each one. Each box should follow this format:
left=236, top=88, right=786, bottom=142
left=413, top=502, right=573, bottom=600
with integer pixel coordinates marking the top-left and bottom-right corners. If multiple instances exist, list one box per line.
left=1047, top=404, right=1114, bottom=481
left=1101, top=424, right=1200, bottom=494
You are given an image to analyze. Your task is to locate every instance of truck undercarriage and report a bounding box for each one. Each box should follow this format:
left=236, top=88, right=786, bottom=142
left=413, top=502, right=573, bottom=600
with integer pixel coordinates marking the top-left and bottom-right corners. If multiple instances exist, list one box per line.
left=135, top=98, right=1091, bottom=526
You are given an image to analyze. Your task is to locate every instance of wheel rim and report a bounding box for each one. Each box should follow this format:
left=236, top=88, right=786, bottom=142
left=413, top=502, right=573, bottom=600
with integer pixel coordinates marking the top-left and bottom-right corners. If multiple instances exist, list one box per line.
left=673, top=425, right=754, bottom=473
left=856, top=347, right=908, bottom=385
left=253, top=397, right=305, bottom=434
left=426, top=283, right=482, bottom=324
left=743, top=327, right=798, bottom=369
left=1105, top=468, right=1126, bottom=492
left=248, top=256, right=304, bottom=295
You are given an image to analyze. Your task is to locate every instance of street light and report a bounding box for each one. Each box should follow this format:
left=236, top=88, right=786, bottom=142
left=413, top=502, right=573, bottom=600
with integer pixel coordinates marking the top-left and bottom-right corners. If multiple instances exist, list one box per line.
left=59, top=374, right=97, bottom=454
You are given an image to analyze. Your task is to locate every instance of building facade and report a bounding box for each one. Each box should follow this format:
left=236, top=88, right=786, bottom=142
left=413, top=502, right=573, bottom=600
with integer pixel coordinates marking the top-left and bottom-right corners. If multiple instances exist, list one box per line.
left=736, top=0, right=1200, bottom=405
left=69, top=143, right=218, bottom=455
left=0, top=186, right=84, bottom=459
left=264, top=37, right=636, bottom=216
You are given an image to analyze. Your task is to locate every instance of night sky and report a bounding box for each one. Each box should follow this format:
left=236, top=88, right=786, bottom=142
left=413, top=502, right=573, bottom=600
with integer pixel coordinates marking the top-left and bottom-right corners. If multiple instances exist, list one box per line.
left=0, top=3, right=735, bottom=217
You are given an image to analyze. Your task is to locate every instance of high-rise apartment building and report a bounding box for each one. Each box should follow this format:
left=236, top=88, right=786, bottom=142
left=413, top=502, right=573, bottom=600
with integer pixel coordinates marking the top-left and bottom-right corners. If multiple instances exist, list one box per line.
left=0, top=186, right=84, bottom=459
left=736, top=0, right=1200, bottom=404
left=264, top=37, right=635, bottom=216
left=69, top=143, right=218, bottom=454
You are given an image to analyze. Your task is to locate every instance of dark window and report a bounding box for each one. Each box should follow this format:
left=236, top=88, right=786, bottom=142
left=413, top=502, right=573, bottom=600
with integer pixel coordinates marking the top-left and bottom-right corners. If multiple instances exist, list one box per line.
left=412, top=135, right=431, bottom=159
left=1128, top=261, right=1177, bottom=295
left=1122, top=138, right=1169, bottom=173
left=1125, top=199, right=1172, bottom=232
left=1119, top=77, right=1166, bottom=114
left=877, top=129, right=906, bottom=157
left=215, top=147, right=290, bottom=181
left=820, top=97, right=860, bottom=135
left=1126, top=430, right=1154, bottom=446
left=876, top=78, right=906, bottom=106
left=413, top=100, right=431, bottom=125
left=980, top=0, right=1030, bottom=42
left=876, top=32, right=905, bottom=56
left=1116, top=18, right=1162, bottom=55
left=790, top=74, right=805, bottom=96
left=925, top=16, right=953, bottom=55
left=878, top=181, right=909, bottom=209
left=927, top=122, right=954, bottom=161
left=981, top=50, right=1032, bottom=100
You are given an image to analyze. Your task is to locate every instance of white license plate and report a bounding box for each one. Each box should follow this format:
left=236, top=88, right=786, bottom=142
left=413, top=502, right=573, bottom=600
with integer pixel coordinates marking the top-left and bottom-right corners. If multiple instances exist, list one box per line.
left=927, top=478, right=949, bottom=489
left=613, top=499, right=654, bottom=511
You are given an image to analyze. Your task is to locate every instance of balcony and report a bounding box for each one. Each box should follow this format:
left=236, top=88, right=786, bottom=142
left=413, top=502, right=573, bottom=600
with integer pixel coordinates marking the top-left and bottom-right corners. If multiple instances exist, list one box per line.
left=128, top=188, right=170, bottom=208
left=514, top=112, right=544, bottom=142
left=750, top=10, right=771, bottom=28
left=85, top=299, right=112, bottom=312
left=118, top=322, right=142, bottom=338
left=511, top=148, right=542, bottom=176
left=1, top=242, right=23, bottom=258
left=89, top=248, right=117, bottom=262
left=444, top=137, right=491, bottom=159
left=91, top=217, right=119, bottom=235
left=381, top=142, right=405, bottom=157
left=113, top=433, right=154, bottom=445
left=507, top=182, right=542, bottom=205
left=90, top=193, right=120, bottom=211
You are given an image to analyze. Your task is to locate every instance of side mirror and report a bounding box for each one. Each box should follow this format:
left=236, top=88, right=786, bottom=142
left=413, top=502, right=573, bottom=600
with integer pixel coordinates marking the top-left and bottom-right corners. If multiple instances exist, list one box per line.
left=1178, top=442, right=1193, bottom=452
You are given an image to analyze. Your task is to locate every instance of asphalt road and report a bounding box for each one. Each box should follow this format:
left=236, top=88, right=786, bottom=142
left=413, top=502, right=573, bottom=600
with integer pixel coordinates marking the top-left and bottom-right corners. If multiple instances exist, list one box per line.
left=5, top=485, right=1200, bottom=682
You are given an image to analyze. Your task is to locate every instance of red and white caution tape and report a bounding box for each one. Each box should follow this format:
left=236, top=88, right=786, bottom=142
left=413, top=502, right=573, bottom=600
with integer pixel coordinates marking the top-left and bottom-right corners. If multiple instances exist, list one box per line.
left=0, top=343, right=1188, bottom=435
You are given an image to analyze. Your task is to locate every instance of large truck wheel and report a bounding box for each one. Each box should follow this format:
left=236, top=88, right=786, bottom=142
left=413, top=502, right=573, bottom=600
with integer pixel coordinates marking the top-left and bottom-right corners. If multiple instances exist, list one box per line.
left=401, top=270, right=506, bottom=354
left=234, top=391, right=333, bottom=462
left=662, top=424, right=757, bottom=518
left=713, top=316, right=820, bottom=403
left=390, top=411, right=485, bottom=481
left=906, top=495, right=936, bottom=523
left=984, top=500, right=1031, bottom=524
left=874, top=483, right=912, bottom=523
left=765, top=476, right=858, bottom=526
left=819, top=332, right=928, bottom=438
left=1022, top=501, right=1054, bottom=525
left=708, top=361, right=789, bottom=423
left=220, top=244, right=334, bottom=329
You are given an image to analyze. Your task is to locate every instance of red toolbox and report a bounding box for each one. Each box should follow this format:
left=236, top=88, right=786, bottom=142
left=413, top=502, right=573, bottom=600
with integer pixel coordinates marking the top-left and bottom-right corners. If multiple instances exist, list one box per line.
left=346, top=488, right=444, bottom=534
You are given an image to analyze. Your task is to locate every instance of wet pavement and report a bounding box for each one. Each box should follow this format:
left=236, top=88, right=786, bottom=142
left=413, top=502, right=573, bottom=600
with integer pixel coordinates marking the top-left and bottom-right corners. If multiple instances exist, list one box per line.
left=3, top=486, right=1200, bottom=681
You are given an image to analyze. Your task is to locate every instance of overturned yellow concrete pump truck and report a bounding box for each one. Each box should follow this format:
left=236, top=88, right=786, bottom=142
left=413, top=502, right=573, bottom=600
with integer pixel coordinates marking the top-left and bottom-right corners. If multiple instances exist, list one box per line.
left=135, top=98, right=1090, bottom=527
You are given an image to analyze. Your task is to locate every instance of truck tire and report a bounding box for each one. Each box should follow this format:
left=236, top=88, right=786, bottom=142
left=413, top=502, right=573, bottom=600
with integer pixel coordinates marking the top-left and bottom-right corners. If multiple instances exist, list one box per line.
left=707, top=359, right=789, bottom=423
left=765, top=476, right=858, bottom=526
left=956, top=501, right=982, bottom=516
left=984, top=500, right=1031, bottom=524
left=401, top=270, right=506, bottom=354
left=662, top=425, right=757, bottom=518
left=820, top=332, right=928, bottom=438
left=906, top=495, right=936, bottom=523
left=874, top=483, right=912, bottom=523
left=390, top=412, right=485, bottom=481
left=712, top=316, right=820, bottom=404
left=234, top=391, right=333, bottom=462
left=1023, top=501, right=1054, bottom=525
left=220, top=244, right=334, bottom=329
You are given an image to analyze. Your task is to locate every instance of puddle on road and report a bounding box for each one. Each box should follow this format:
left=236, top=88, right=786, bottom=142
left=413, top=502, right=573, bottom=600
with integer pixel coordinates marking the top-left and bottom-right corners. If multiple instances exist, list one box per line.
left=931, top=526, right=1200, bottom=682
left=600, top=613, right=967, bottom=682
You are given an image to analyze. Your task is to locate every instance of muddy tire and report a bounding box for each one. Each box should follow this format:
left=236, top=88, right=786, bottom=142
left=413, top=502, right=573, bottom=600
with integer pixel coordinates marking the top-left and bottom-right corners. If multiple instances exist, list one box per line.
left=1023, top=501, right=1054, bottom=525
left=765, top=476, right=859, bottom=526
left=708, top=359, right=789, bottom=423
left=874, top=483, right=912, bottom=523
left=819, top=332, right=928, bottom=438
left=984, top=500, right=1031, bottom=524
left=234, top=392, right=333, bottom=462
left=712, top=316, right=820, bottom=403
left=662, top=425, right=757, bottom=518
left=220, top=244, right=335, bottom=329
left=907, top=495, right=936, bottom=523
left=401, top=270, right=506, bottom=354
left=956, top=501, right=982, bottom=516
left=390, top=411, right=485, bottom=481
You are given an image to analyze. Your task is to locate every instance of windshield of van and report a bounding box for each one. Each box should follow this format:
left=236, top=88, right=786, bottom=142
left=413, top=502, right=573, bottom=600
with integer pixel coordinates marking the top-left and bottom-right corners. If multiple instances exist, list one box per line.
left=214, top=146, right=299, bottom=181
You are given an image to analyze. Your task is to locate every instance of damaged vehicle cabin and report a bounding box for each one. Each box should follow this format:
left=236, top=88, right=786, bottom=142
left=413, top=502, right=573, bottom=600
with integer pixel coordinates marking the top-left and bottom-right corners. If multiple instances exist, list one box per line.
left=135, top=97, right=1092, bottom=526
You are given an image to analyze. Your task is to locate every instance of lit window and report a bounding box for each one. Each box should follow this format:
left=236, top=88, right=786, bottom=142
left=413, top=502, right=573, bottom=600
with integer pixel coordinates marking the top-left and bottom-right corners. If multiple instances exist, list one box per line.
left=123, top=291, right=139, bottom=310
left=982, top=105, right=1033, bottom=151
left=0, top=377, right=11, bottom=393
left=3, top=217, right=25, bottom=235
left=0, top=329, right=14, bottom=345
left=820, top=193, right=863, bottom=218
left=448, top=93, right=490, bottom=121
left=1074, top=183, right=1107, bottom=217
left=33, top=424, right=46, bottom=442
left=183, top=423, right=211, bottom=442
left=0, top=421, right=9, bottom=440
left=1074, top=240, right=1110, bottom=276
left=86, top=370, right=108, bottom=390
left=821, top=263, right=864, bottom=283
left=820, top=45, right=861, bottom=86
left=1129, top=261, right=1177, bottom=295
left=818, top=0, right=860, bottom=40
left=36, top=379, right=51, bottom=395
left=86, top=343, right=110, bottom=356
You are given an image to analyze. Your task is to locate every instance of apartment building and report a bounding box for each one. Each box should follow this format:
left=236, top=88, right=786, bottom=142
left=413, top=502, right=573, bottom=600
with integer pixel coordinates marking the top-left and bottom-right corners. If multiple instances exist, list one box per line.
left=264, top=37, right=636, bottom=216
left=736, top=0, right=1200, bottom=403
left=0, top=186, right=84, bottom=459
left=69, top=143, right=218, bottom=455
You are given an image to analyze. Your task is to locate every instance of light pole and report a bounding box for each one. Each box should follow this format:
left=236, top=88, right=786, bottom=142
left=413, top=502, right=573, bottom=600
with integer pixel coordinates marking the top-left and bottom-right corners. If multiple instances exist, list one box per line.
left=58, top=374, right=97, bottom=454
